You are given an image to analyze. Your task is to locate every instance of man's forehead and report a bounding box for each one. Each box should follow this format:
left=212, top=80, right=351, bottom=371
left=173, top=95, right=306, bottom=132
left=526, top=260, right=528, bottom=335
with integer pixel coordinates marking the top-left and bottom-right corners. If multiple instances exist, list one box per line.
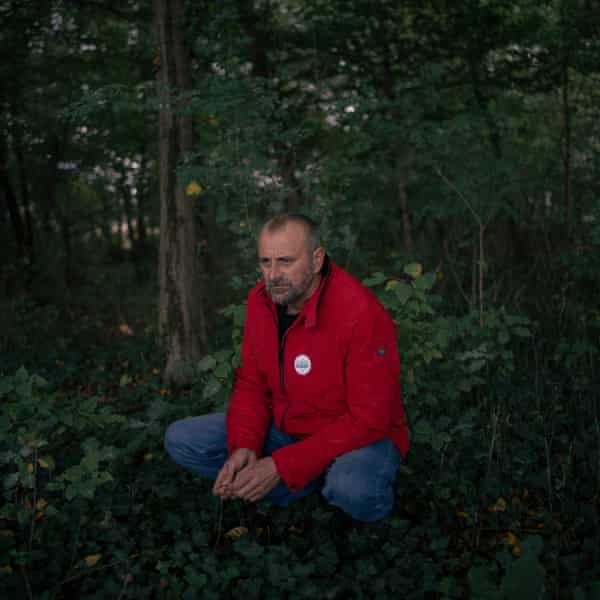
left=258, top=223, right=307, bottom=254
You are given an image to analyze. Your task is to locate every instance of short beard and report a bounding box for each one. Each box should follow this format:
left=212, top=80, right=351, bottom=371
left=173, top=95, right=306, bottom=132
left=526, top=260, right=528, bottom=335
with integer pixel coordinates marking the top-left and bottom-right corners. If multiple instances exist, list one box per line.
left=266, top=266, right=315, bottom=307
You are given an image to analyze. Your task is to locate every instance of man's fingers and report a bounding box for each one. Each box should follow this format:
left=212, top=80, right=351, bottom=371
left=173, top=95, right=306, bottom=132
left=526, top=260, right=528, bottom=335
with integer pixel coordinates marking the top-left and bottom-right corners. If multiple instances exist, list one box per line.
left=213, top=462, right=234, bottom=495
left=213, top=451, right=267, bottom=500
left=228, top=466, right=259, bottom=499
left=234, top=480, right=261, bottom=501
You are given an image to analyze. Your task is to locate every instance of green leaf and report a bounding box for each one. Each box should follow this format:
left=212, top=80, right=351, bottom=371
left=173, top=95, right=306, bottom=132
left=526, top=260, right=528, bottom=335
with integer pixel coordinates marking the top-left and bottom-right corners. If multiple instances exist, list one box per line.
left=501, top=556, right=545, bottom=599
left=197, top=355, right=217, bottom=373
left=15, top=380, right=33, bottom=400
left=202, top=378, right=222, bottom=399
left=404, top=263, right=423, bottom=278
left=393, top=282, right=412, bottom=305
left=498, top=331, right=510, bottom=345
left=362, top=272, right=386, bottom=287
left=79, top=397, right=98, bottom=415
left=214, top=361, right=231, bottom=379
left=414, top=272, right=436, bottom=291
left=520, top=536, right=543, bottom=559
left=147, top=398, right=169, bottom=421
left=468, top=564, right=502, bottom=599
left=0, top=378, right=14, bottom=397
left=120, top=374, right=132, bottom=387
left=14, top=366, right=29, bottom=384
left=4, top=473, right=20, bottom=490
left=513, top=326, right=531, bottom=337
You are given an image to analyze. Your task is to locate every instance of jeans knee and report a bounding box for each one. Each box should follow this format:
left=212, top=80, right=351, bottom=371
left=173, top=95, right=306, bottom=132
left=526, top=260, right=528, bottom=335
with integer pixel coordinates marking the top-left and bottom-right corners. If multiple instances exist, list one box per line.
left=163, top=414, right=228, bottom=478
left=321, top=469, right=394, bottom=523
left=164, top=420, right=184, bottom=457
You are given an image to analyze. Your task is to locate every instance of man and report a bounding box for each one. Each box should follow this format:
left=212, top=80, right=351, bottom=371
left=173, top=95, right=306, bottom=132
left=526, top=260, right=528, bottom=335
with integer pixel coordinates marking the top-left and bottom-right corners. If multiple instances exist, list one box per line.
left=164, top=214, right=409, bottom=522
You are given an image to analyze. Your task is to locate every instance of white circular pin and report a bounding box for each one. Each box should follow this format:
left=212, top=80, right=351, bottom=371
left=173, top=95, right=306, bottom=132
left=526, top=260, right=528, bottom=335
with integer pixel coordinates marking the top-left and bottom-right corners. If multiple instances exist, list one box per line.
left=294, top=354, right=312, bottom=376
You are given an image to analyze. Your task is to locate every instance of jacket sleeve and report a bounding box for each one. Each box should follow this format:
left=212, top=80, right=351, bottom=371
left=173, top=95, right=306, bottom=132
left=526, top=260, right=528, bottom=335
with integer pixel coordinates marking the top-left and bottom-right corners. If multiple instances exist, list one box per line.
left=271, top=307, right=401, bottom=492
left=226, top=296, right=272, bottom=457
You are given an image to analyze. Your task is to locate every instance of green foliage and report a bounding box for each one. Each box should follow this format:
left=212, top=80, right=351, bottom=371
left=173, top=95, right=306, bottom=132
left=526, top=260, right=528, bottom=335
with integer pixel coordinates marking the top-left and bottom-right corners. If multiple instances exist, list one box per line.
left=1, top=313, right=599, bottom=598
left=2, top=0, right=600, bottom=596
left=192, top=302, right=246, bottom=411
left=363, top=264, right=533, bottom=404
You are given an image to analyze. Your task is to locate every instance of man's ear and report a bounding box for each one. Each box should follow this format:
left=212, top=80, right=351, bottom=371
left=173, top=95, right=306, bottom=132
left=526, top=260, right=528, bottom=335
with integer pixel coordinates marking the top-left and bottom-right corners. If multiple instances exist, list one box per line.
left=312, top=246, right=325, bottom=273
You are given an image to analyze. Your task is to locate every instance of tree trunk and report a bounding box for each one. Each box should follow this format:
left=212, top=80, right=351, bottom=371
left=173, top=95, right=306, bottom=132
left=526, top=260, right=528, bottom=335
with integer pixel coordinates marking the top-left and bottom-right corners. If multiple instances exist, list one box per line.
left=14, top=141, right=34, bottom=268
left=0, top=152, right=25, bottom=261
left=60, top=214, right=73, bottom=287
left=136, top=155, right=148, bottom=248
left=155, top=0, right=208, bottom=384
left=121, top=183, right=137, bottom=250
left=561, top=55, right=572, bottom=227
left=1, top=143, right=34, bottom=291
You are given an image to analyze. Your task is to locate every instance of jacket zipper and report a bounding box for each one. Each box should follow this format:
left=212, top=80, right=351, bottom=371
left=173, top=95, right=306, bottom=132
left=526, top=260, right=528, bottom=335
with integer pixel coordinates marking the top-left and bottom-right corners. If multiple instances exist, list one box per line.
left=273, top=309, right=298, bottom=432
left=279, top=326, right=293, bottom=431
left=278, top=332, right=287, bottom=392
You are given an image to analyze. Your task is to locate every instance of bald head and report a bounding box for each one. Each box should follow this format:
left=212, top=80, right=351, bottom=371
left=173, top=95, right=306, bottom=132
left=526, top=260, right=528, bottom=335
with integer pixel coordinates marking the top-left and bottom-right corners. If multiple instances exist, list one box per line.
left=260, top=213, right=320, bottom=255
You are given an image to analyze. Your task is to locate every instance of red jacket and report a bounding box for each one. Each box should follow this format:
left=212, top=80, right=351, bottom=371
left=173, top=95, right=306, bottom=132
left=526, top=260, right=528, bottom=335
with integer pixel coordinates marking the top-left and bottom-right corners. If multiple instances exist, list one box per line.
left=226, top=260, right=409, bottom=493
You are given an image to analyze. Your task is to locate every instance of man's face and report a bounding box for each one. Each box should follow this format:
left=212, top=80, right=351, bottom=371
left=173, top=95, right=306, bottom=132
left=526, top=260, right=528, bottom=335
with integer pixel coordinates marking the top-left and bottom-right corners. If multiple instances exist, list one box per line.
left=257, top=223, right=323, bottom=310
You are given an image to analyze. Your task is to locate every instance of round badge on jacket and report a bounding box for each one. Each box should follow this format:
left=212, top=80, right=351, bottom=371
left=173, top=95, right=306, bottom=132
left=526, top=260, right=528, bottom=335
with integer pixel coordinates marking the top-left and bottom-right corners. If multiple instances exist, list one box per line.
left=294, top=354, right=312, bottom=376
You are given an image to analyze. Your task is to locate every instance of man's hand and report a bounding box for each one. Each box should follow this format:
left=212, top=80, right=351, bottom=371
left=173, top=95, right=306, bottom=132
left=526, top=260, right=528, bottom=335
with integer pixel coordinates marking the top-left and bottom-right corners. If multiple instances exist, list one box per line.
left=213, top=448, right=256, bottom=499
left=229, top=457, right=281, bottom=502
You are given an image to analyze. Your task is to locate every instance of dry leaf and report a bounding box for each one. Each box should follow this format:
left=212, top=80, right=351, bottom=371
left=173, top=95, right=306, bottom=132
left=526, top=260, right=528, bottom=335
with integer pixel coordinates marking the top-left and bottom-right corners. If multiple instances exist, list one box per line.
left=505, top=531, right=521, bottom=556
left=84, top=554, right=102, bottom=567
left=224, top=526, right=249, bottom=541
left=186, top=180, right=203, bottom=197
left=488, top=496, right=507, bottom=513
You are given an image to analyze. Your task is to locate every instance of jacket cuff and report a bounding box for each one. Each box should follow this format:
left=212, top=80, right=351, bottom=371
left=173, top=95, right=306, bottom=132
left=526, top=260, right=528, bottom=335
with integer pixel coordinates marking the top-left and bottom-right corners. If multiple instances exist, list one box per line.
left=271, top=446, right=322, bottom=493
left=227, top=438, right=263, bottom=458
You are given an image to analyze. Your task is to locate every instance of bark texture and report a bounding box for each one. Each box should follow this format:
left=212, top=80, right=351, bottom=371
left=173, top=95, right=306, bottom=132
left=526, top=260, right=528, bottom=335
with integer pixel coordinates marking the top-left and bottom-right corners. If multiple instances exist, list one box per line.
left=155, top=0, right=207, bottom=384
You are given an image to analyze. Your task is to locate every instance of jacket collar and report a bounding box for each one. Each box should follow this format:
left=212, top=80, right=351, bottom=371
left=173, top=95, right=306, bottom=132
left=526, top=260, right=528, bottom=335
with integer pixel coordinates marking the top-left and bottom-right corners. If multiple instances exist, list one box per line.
left=259, top=256, right=333, bottom=329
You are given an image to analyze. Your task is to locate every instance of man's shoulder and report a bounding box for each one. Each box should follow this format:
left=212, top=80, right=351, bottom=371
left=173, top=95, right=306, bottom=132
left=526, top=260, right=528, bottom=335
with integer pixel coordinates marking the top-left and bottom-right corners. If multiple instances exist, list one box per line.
left=247, top=279, right=266, bottom=298
left=245, top=280, right=268, bottom=311
left=327, top=263, right=390, bottom=320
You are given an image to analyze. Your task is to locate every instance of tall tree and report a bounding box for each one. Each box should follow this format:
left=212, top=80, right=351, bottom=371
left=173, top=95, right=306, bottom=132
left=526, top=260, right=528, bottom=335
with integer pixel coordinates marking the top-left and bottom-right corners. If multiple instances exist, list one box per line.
left=155, top=0, right=208, bottom=383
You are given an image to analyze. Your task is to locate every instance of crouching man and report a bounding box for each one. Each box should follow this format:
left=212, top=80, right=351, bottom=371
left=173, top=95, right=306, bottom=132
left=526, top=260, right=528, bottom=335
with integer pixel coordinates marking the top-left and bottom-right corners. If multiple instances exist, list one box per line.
left=165, top=214, right=409, bottom=522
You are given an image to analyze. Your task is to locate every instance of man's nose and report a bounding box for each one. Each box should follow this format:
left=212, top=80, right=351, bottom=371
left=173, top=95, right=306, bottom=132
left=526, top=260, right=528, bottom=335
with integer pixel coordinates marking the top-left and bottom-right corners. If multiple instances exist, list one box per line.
left=267, top=263, right=281, bottom=280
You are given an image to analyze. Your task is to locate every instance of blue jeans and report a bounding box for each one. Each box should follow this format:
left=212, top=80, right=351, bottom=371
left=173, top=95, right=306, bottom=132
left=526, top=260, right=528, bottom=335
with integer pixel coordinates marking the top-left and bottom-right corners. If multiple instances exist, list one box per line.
left=164, top=413, right=401, bottom=522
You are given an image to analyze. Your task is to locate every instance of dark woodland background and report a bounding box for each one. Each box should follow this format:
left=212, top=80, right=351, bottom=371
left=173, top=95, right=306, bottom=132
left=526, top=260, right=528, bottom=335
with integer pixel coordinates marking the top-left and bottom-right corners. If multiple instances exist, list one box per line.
left=1, top=1, right=599, bottom=598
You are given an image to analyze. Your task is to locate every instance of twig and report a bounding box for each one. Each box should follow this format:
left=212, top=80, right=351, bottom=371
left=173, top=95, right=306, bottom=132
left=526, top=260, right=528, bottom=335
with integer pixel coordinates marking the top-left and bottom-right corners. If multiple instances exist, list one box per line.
left=28, top=447, right=38, bottom=553
left=212, top=498, right=224, bottom=550
left=435, top=167, right=487, bottom=325
left=544, top=433, right=554, bottom=513
left=479, top=222, right=486, bottom=327
left=20, top=565, right=34, bottom=600
left=434, top=167, right=482, bottom=227
left=442, top=238, right=472, bottom=309
left=486, top=406, right=500, bottom=478
left=117, top=571, right=132, bottom=600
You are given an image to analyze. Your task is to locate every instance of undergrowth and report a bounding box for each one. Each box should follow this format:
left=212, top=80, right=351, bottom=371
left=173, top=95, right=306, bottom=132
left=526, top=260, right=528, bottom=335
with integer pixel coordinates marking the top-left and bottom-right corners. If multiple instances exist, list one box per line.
left=1, top=265, right=599, bottom=599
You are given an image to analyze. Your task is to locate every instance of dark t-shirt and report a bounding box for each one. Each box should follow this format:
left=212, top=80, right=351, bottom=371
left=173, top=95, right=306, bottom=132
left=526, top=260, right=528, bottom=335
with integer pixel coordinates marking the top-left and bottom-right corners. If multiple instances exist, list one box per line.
left=277, top=303, right=297, bottom=343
